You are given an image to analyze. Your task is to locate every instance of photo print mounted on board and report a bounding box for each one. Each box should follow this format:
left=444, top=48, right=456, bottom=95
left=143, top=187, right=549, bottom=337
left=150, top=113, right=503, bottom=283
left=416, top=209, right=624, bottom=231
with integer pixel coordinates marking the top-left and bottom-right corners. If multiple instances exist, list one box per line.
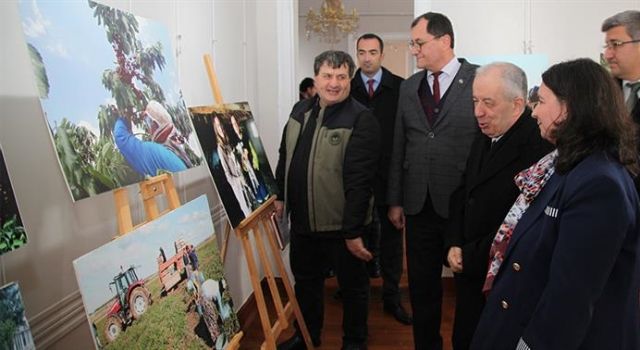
left=73, top=196, right=240, bottom=349
left=18, top=0, right=204, bottom=201
left=0, top=144, right=28, bottom=256
left=190, top=103, right=278, bottom=228
left=0, top=282, right=35, bottom=350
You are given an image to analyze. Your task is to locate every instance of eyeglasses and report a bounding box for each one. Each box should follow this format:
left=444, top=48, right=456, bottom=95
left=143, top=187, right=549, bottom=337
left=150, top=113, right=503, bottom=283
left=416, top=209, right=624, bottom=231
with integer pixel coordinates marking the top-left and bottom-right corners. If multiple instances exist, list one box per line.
left=602, top=39, right=640, bottom=50
left=408, top=35, right=443, bottom=50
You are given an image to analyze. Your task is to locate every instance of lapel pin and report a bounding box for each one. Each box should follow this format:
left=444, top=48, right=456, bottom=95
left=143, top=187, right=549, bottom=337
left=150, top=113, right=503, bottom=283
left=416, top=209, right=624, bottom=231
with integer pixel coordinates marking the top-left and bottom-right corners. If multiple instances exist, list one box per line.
left=458, top=79, right=464, bottom=84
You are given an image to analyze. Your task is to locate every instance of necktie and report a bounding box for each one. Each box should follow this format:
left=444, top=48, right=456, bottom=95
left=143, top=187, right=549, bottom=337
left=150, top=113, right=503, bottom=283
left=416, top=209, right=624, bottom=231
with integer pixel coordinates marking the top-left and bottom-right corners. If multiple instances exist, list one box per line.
left=432, top=71, right=442, bottom=105
left=367, top=79, right=375, bottom=97
left=626, top=82, right=640, bottom=112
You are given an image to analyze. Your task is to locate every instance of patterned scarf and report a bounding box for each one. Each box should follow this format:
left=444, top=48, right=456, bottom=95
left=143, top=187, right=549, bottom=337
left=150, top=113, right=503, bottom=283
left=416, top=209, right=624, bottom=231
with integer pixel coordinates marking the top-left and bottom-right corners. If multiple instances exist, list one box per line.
left=482, top=150, right=558, bottom=294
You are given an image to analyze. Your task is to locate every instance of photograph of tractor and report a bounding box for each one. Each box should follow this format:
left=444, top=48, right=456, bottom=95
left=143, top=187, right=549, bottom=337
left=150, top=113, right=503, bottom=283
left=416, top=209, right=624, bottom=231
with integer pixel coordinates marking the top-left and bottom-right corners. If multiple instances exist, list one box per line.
left=74, top=196, right=241, bottom=349
left=103, top=266, right=152, bottom=342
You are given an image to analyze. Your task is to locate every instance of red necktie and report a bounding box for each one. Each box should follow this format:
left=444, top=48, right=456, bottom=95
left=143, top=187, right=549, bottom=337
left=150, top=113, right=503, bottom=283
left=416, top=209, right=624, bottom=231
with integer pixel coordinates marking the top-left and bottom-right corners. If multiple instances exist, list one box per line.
left=432, top=71, right=442, bottom=105
left=367, top=79, right=375, bottom=97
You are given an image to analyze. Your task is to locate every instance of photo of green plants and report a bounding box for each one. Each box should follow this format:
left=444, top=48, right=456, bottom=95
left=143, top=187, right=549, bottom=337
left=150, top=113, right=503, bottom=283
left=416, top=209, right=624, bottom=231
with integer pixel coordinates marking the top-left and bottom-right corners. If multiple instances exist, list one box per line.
left=19, top=0, right=203, bottom=201
left=0, top=145, right=27, bottom=256
left=0, top=283, right=35, bottom=350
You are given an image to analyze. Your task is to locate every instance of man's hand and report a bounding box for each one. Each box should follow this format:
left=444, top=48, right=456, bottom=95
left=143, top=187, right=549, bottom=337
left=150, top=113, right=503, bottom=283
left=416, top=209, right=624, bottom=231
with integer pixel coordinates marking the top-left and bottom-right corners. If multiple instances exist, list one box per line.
left=345, top=237, right=373, bottom=262
left=388, top=206, right=405, bottom=230
left=274, top=200, right=284, bottom=220
left=447, top=246, right=463, bottom=273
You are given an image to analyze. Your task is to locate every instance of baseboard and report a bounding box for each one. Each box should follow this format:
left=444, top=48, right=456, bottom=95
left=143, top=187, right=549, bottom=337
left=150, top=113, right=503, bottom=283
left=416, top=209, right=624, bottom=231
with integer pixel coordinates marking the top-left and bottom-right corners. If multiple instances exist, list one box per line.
left=29, top=290, right=87, bottom=349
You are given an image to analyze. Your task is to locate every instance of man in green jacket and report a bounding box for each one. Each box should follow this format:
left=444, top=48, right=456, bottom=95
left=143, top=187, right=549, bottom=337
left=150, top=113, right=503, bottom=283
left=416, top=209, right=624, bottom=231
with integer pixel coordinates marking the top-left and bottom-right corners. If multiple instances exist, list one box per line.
left=275, top=50, right=380, bottom=350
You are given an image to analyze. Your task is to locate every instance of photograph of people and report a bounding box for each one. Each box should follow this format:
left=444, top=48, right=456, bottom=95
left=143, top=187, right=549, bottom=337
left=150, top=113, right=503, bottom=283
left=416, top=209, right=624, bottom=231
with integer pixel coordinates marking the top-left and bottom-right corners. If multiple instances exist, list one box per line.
left=190, top=103, right=278, bottom=228
left=114, top=100, right=193, bottom=177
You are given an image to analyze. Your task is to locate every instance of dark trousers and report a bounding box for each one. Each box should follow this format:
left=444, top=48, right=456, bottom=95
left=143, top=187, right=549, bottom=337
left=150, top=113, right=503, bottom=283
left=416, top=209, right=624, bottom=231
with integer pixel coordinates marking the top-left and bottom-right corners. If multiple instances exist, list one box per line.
left=370, top=205, right=404, bottom=306
left=405, top=196, right=446, bottom=350
left=452, top=273, right=486, bottom=350
left=290, top=231, right=370, bottom=346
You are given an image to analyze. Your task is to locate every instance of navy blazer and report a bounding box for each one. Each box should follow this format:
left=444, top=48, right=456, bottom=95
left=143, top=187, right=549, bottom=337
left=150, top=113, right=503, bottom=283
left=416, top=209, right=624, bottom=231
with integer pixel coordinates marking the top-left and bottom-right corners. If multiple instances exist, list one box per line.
left=471, top=152, right=640, bottom=350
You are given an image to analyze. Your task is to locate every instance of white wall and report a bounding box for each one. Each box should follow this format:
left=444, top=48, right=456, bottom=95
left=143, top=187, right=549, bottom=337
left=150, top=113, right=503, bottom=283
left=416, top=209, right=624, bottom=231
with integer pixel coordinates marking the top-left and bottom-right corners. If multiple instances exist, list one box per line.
left=422, top=0, right=640, bottom=68
left=0, top=0, right=295, bottom=348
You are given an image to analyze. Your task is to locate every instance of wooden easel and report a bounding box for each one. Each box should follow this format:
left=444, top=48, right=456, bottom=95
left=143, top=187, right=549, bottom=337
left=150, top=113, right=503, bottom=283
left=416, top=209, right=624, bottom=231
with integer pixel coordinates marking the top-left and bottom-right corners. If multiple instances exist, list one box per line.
left=202, top=54, right=314, bottom=349
left=113, top=173, right=180, bottom=236
left=112, top=173, right=243, bottom=349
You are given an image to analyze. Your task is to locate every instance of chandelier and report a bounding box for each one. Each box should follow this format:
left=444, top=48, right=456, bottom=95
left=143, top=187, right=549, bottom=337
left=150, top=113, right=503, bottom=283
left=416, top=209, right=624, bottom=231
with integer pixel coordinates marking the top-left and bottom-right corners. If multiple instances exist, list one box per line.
left=305, top=0, right=359, bottom=44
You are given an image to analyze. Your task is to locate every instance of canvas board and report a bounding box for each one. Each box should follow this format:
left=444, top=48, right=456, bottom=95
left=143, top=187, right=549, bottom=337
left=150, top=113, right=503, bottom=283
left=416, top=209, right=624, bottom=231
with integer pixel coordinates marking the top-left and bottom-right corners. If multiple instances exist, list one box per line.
left=0, top=144, right=28, bottom=256
left=73, top=195, right=240, bottom=349
left=18, top=0, right=204, bottom=201
left=0, top=282, right=35, bottom=350
left=190, top=103, right=278, bottom=229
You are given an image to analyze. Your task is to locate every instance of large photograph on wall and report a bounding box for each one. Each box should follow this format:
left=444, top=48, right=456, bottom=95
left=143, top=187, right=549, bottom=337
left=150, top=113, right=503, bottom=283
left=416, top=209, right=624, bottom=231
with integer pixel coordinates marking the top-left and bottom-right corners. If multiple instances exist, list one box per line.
left=73, top=195, right=240, bottom=349
left=190, top=103, right=278, bottom=228
left=0, top=145, right=28, bottom=256
left=0, top=282, right=35, bottom=350
left=18, top=0, right=203, bottom=201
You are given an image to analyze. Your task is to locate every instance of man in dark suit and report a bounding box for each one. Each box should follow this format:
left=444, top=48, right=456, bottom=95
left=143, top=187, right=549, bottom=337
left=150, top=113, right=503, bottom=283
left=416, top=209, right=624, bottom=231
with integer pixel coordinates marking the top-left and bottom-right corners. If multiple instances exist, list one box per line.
left=387, top=12, right=479, bottom=349
left=602, top=11, right=640, bottom=123
left=350, top=33, right=410, bottom=325
left=444, top=62, right=552, bottom=350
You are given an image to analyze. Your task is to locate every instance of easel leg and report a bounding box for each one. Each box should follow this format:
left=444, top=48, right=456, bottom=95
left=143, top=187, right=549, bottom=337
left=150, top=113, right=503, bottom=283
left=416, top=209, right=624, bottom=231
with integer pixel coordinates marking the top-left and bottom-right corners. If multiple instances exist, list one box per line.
left=240, top=232, right=277, bottom=349
left=262, top=218, right=314, bottom=349
left=222, top=222, right=232, bottom=263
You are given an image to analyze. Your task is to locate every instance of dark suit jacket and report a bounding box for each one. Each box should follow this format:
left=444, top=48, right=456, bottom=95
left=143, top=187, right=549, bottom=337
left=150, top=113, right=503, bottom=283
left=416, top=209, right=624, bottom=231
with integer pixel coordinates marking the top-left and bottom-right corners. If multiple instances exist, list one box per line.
left=351, top=67, right=404, bottom=204
left=388, top=59, right=480, bottom=217
left=471, top=152, right=640, bottom=350
left=618, top=78, right=640, bottom=126
left=445, top=108, right=553, bottom=279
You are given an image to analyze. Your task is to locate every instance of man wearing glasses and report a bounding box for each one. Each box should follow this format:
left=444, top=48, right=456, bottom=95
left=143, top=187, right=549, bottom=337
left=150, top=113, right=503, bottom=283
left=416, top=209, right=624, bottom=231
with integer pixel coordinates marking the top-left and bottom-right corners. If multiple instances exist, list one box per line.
left=387, top=12, right=478, bottom=350
left=602, top=11, right=640, bottom=122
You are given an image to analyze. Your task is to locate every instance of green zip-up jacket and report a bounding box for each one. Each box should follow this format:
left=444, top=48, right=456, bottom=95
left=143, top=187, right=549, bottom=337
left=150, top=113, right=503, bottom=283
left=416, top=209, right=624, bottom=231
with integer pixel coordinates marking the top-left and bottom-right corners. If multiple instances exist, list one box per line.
left=275, top=96, right=380, bottom=238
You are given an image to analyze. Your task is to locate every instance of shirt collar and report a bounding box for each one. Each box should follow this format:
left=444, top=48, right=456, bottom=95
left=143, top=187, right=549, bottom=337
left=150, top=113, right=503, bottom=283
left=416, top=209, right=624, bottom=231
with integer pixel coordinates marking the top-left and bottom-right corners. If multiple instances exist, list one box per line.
left=360, top=68, right=383, bottom=86
left=428, top=56, right=460, bottom=78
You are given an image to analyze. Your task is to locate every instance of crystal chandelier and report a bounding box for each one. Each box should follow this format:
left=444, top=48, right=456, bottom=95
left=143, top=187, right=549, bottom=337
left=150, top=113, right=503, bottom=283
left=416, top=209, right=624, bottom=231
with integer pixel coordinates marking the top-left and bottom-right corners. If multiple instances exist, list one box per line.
left=305, top=0, right=359, bottom=44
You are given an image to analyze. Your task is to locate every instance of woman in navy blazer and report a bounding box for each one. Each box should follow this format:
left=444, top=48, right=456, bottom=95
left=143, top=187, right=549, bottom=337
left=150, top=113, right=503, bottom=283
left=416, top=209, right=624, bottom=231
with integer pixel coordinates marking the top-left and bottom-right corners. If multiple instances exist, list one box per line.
left=471, top=59, right=640, bottom=350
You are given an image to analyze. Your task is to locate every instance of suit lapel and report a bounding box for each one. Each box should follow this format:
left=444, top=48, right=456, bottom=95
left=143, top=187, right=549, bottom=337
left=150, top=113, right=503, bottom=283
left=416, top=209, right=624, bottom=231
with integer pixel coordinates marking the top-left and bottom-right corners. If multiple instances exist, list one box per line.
left=433, top=60, right=474, bottom=129
left=469, top=143, right=519, bottom=191
left=469, top=114, right=530, bottom=190
left=410, top=70, right=431, bottom=131
left=503, top=173, right=564, bottom=260
left=351, top=69, right=367, bottom=96
left=467, top=137, right=487, bottom=182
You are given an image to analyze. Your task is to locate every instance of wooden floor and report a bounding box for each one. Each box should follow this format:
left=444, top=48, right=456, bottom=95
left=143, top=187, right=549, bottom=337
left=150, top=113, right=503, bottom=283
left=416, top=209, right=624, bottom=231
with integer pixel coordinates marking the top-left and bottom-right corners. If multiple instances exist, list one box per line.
left=239, top=274, right=456, bottom=349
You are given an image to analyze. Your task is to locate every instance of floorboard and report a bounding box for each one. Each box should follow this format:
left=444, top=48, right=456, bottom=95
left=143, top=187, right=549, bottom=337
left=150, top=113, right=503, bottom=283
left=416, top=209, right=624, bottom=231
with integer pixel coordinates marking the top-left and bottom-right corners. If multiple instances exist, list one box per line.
left=239, top=273, right=456, bottom=350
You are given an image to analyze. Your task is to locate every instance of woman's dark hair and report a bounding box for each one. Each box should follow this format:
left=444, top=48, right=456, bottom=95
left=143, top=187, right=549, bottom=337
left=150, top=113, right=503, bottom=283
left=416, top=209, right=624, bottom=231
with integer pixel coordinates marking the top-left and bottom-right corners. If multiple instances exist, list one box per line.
left=542, top=58, right=638, bottom=175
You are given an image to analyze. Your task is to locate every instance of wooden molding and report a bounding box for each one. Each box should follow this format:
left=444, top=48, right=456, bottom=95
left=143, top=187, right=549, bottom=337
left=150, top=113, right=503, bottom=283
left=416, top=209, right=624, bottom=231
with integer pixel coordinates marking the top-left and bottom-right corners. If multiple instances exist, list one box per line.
left=29, top=290, right=87, bottom=349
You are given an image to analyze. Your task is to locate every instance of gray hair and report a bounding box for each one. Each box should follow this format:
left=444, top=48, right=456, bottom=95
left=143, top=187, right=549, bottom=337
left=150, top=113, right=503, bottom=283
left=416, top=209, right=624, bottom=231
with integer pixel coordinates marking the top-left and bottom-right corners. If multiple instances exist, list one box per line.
left=313, top=50, right=356, bottom=77
left=476, top=62, right=528, bottom=101
left=602, top=10, right=640, bottom=40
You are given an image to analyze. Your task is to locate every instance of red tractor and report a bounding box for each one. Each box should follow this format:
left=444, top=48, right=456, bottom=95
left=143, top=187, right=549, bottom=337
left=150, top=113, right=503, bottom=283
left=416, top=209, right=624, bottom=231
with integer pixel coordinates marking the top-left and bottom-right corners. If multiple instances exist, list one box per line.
left=103, top=266, right=152, bottom=343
